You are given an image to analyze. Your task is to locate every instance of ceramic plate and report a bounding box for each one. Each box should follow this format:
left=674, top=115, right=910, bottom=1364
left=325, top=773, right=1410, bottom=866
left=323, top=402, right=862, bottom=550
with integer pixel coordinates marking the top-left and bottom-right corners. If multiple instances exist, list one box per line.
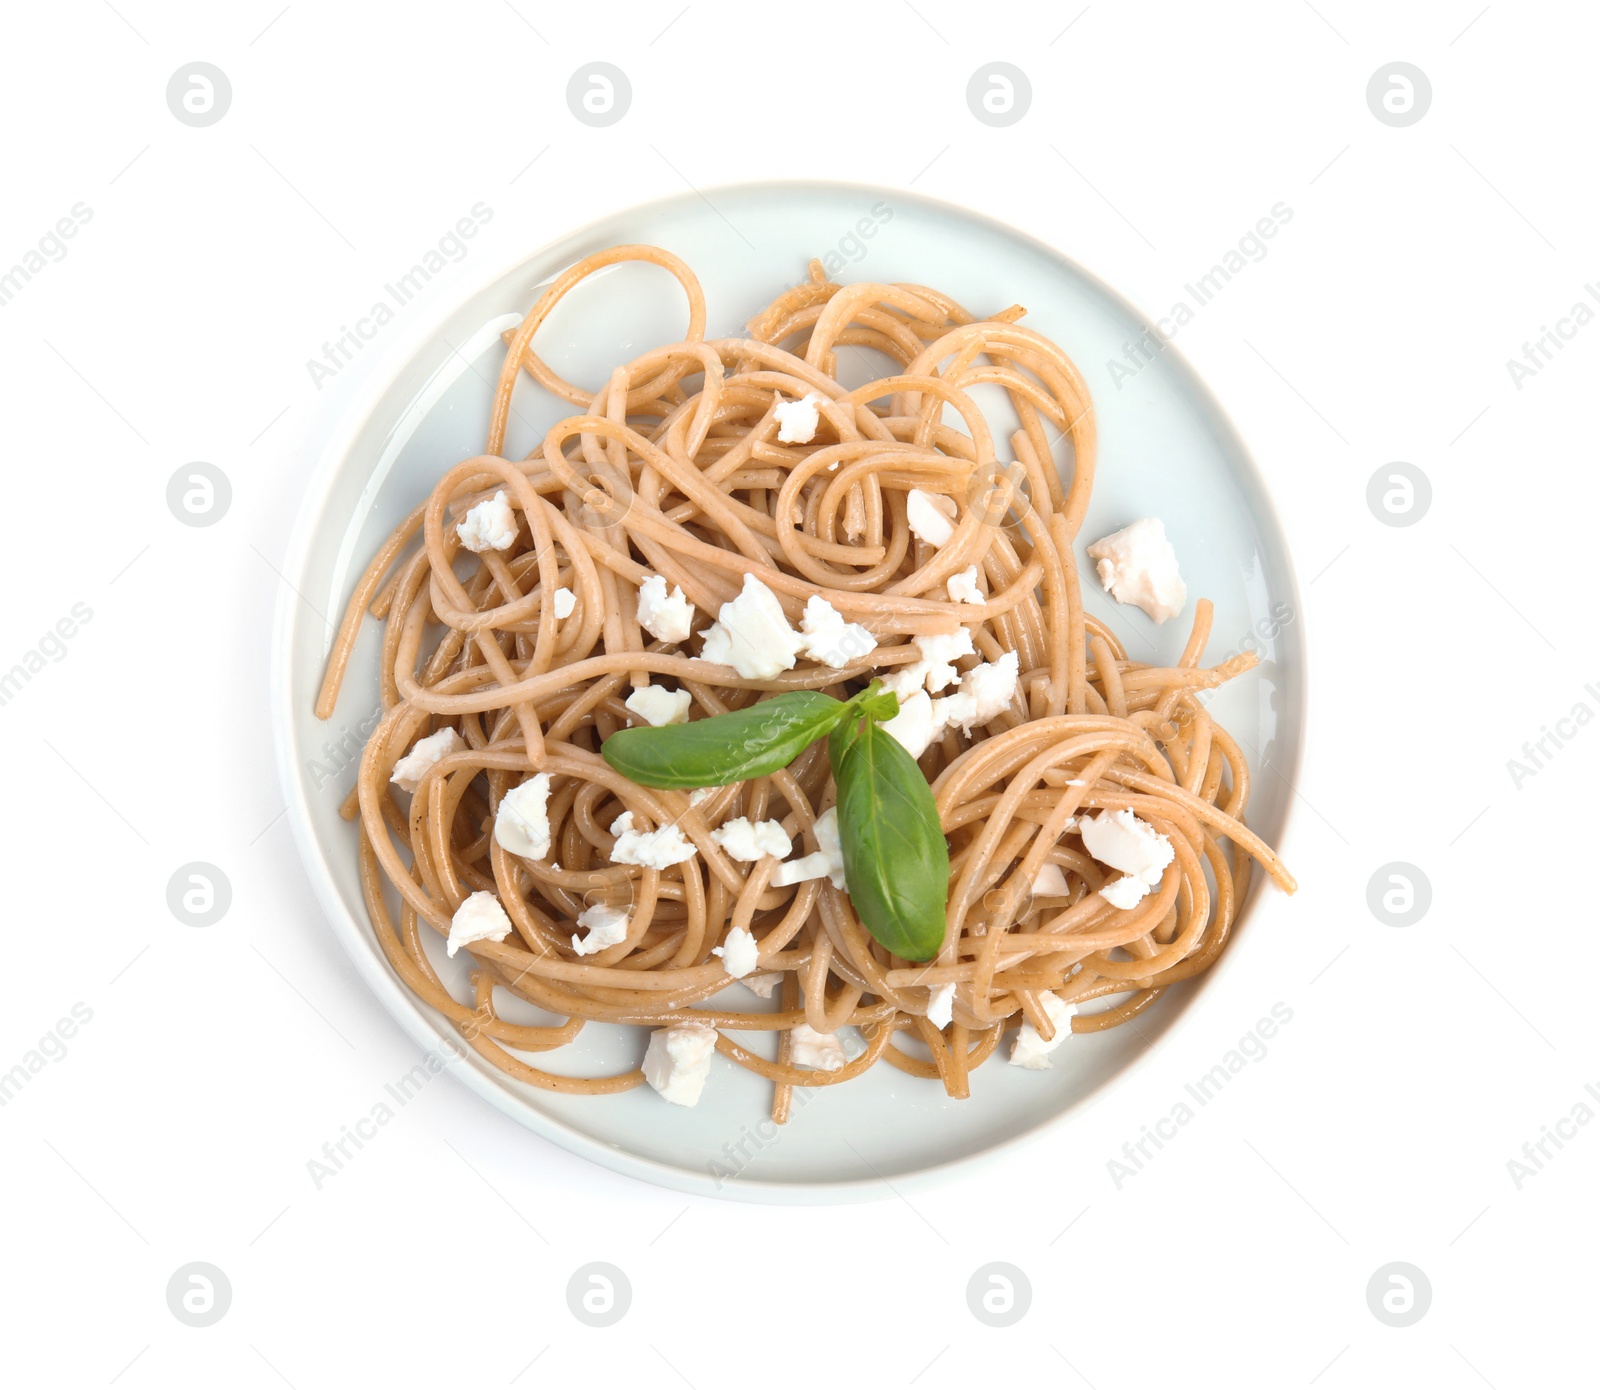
left=272, top=181, right=1305, bottom=1203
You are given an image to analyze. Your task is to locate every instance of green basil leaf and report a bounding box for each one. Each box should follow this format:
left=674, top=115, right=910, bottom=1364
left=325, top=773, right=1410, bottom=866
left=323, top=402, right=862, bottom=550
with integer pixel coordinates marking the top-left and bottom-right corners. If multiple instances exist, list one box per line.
left=601, top=690, right=849, bottom=789
left=830, top=718, right=949, bottom=962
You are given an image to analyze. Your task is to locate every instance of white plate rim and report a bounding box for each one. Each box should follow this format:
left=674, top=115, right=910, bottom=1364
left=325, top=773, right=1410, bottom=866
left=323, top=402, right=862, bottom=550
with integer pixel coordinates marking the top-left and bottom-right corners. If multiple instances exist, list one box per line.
left=270, top=178, right=1309, bottom=1205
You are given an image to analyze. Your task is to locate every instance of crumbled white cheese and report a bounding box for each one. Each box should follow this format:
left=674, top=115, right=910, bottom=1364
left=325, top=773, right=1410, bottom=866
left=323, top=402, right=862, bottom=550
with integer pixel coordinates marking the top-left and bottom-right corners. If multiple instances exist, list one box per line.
left=740, top=971, right=784, bottom=999
left=456, top=490, right=518, bottom=552
left=789, top=1023, right=846, bottom=1071
left=1009, top=993, right=1078, bottom=1069
left=571, top=903, right=630, bottom=955
left=882, top=689, right=938, bottom=759
left=955, top=651, right=1021, bottom=730
left=636, top=573, right=695, bottom=643
left=699, top=574, right=806, bottom=680
left=947, top=565, right=984, bottom=604
left=927, top=983, right=955, bottom=1029
left=447, top=890, right=513, bottom=957
left=1079, top=809, right=1174, bottom=888
left=930, top=690, right=977, bottom=737
left=688, top=787, right=720, bottom=808
left=1086, top=517, right=1187, bottom=624
left=1098, top=875, right=1151, bottom=909
left=882, top=628, right=976, bottom=699
left=642, top=1020, right=718, bottom=1105
left=711, top=925, right=761, bottom=978
left=494, top=773, right=553, bottom=859
left=625, top=684, right=692, bottom=727
left=711, top=817, right=792, bottom=863
left=771, top=806, right=845, bottom=889
left=1032, top=863, right=1071, bottom=896
left=906, top=489, right=958, bottom=547
left=552, top=586, right=576, bottom=619
left=774, top=391, right=823, bottom=444
left=610, top=811, right=698, bottom=869
left=798, top=595, right=875, bottom=668
left=390, top=727, right=465, bottom=792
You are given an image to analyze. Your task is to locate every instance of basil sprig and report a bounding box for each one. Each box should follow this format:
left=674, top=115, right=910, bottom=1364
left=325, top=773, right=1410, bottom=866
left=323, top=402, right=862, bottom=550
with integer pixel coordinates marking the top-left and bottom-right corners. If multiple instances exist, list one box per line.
left=599, top=680, right=949, bottom=961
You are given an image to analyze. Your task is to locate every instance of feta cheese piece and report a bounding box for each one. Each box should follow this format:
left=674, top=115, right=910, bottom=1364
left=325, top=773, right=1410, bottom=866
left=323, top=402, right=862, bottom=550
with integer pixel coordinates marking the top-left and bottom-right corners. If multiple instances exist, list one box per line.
left=953, top=650, right=1021, bottom=731
left=789, top=1023, right=846, bottom=1071
left=798, top=595, right=875, bottom=668
left=906, top=489, right=958, bottom=547
left=770, top=851, right=830, bottom=887
left=456, top=490, right=518, bottom=552
left=1098, top=874, right=1151, bottom=909
left=390, top=727, right=464, bottom=793
left=494, top=773, right=553, bottom=859
left=625, top=684, right=692, bottom=727
left=947, top=565, right=984, bottom=604
left=930, top=690, right=977, bottom=738
left=1032, top=863, right=1071, bottom=897
left=636, top=573, right=695, bottom=644
left=882, top=689, right=938, bottom=759
left=610, top=811, right=698, bottom=869
left=927, top=982, right=955, bottom=1029
left=771, top=806, right=846, bottom=889
left=882, top=628, right=977, bottom=699
left=698, top=574, right=806, bottom=680
left=642, top=1020, right=718, bottom=1106
left=710, top=817, right=792, bottom=863
left=774, top=391, right=823, bottom=444
left=447, top=890, right=513, bottom=957
left=740, top=971, right=784, bottom=999
left=1079, top=809, right=1174, bottom=888
left=552, top=586, right=576, bottom=619
left=1086, top=517, right=1187, bottom=624
left=711, top=925, right=760, bottom=978
left=1008, top=992, right=1078, bottom=1069
left=571, top=903, right=630, bottom=956
left=688, top=786, right=719, bottom=808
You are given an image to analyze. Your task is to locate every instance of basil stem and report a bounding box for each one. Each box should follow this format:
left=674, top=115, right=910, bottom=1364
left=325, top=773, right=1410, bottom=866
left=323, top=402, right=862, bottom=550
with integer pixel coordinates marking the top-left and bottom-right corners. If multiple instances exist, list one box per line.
left=828, top=717, right=950, bottom=962
left=602, top=688, right=868, bottom=789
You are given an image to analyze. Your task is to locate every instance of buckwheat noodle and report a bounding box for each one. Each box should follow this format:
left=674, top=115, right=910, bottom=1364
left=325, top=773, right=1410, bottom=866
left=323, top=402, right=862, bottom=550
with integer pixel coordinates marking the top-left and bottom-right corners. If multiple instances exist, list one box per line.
left=315, top=245, right=1296, bottom=1113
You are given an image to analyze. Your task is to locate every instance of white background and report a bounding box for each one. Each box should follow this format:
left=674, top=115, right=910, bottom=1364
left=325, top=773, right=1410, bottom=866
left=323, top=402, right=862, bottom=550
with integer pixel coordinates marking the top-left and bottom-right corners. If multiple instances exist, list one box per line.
left=3, top=1, right=1596, bottom=1385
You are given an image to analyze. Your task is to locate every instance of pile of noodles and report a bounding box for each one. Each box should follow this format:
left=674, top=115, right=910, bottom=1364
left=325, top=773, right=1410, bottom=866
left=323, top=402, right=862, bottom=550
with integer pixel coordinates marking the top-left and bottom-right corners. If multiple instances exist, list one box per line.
left=315, top=244, right=1295, bottom=1119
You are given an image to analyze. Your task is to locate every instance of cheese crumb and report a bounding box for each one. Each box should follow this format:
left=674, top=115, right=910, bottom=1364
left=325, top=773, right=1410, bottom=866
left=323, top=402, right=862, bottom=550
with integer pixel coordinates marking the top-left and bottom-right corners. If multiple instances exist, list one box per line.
left=771, top=806, right=845, bottom=889
left=456, top=490, right=518, bottom=552
left=699, top=574, right=805, bottom=679
left=1032, top=863, right=1071, bottom=896
left=882, top=689, right=938, bottom=759
left=883, top=628, right=976, bottom=700
left=927, top=983, right=955, bottom=1029
left=1079, top=809, right=1174, bottom=887
left=711, top=925, right=761, bottom=978
left=642, top=1020, right=718, bottom=1106
left=711, top=817, right=792, bottom=863
left=390, top=727, right=464, bottom=793
left=798, top=595, right=875, bottom=668
left=947, top=565, right=984, bottom=604
left=789, top=1023, right=846, bottom=1071
left=610, top=811, right=697, bottom=869
left=1009, top=993, right=1078, bottom=1069
left=636, top=573, right=696, bottom=643
left=447, top=891, right=512, bottom=957
left=1098, top=875, right=1151, bottom=909
left=774, top=391, right=823, bottom=443
left=956, top=651, right=1021, bottom=730
left=494, top=773, right=553, bottom=859
left=906, top=489, right=958, bottom=547
left=740, top=971, right=784, bottom=999
left=552, top=586, right=576, bottom=619
left=1086, top=517, right=1187, bottom=624
left=571, top=903, right=630, bottom=955
left=625, top=684, right=692, bottom=727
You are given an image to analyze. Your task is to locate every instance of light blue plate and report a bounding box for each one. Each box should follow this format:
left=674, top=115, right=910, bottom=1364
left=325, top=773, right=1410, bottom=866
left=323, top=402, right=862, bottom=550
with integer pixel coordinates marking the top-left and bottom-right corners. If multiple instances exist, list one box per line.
left=273, top=182, right=1305, bottom=1203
